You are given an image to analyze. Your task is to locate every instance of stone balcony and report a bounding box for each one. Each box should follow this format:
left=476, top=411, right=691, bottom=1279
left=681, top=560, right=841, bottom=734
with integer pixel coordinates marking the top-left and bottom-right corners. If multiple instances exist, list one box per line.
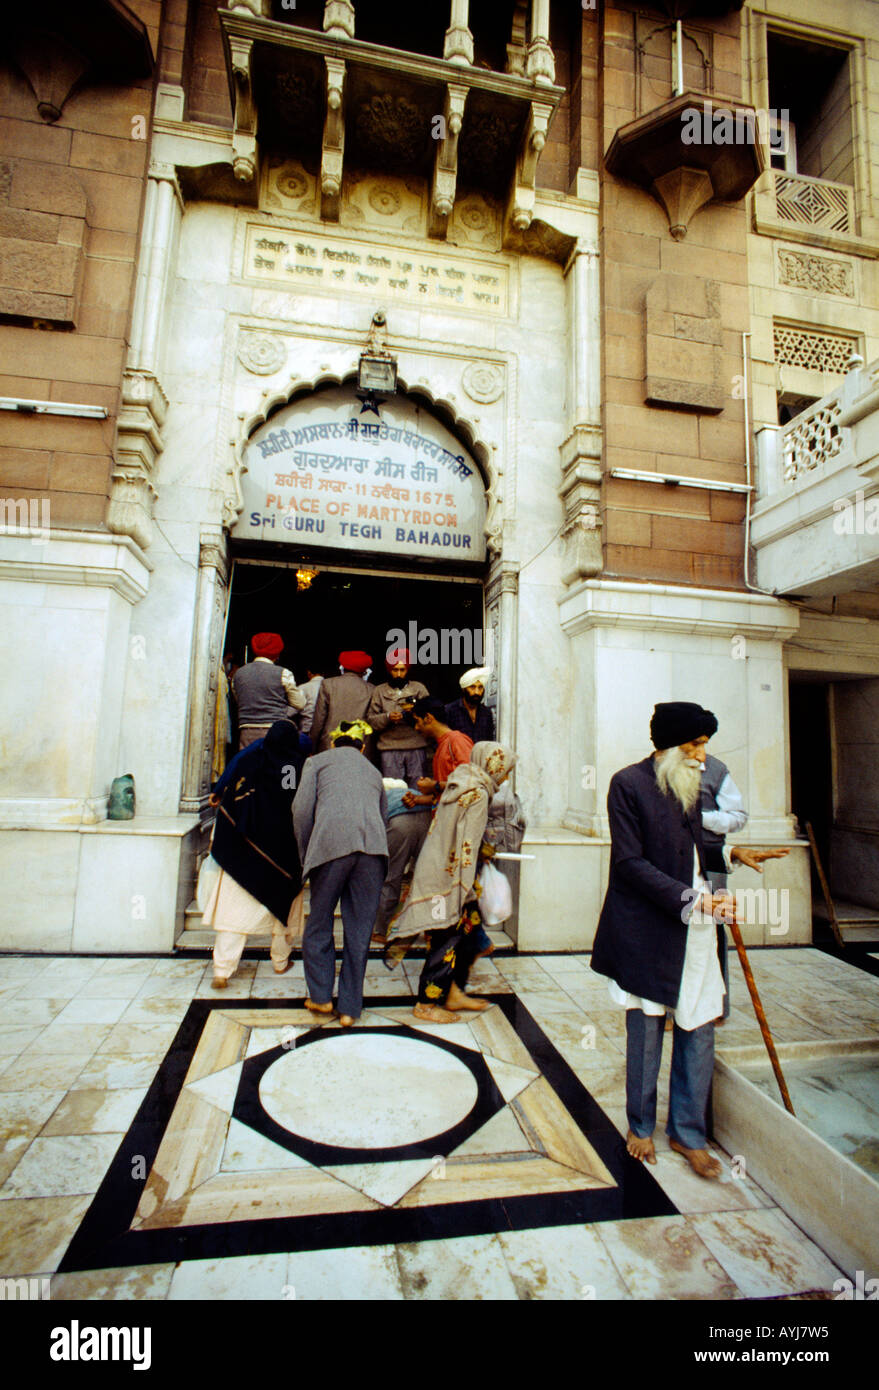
left=751, top=358, right=879, bottom=598
left=215, top=6, right=564, bottom=240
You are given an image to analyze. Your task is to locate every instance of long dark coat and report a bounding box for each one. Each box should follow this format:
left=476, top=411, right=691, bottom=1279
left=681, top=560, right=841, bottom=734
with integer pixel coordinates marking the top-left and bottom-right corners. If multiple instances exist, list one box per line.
left=590, top=756, right=726, bottom=1009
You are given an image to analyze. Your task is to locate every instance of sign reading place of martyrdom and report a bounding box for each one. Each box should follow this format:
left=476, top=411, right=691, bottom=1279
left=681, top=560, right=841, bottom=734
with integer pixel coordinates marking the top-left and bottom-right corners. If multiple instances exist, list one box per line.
left=234, top=387, right=487, bottom=563
left=244, top=224, right=509, bottom=316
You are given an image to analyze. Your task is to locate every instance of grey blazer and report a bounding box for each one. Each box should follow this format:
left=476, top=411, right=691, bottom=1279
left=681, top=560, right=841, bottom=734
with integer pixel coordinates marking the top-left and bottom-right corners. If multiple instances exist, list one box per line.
left=309, top=672, right=375, bottom=753
left=293, top=746, right=388, bottom=878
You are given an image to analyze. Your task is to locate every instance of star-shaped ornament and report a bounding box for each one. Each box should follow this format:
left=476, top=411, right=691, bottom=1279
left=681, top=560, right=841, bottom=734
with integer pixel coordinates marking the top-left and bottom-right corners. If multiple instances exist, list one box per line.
left=356, top=390, right=383, bottom=417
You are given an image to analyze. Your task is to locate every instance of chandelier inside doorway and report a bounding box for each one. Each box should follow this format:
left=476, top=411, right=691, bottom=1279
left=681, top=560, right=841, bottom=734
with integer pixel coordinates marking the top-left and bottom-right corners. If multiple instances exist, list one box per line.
left=296, top=566, right=319, bottom=591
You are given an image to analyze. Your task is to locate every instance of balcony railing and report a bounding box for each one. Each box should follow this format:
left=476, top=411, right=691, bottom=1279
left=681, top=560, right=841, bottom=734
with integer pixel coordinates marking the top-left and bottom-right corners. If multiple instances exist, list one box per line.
left=782, top=395, right=844, bottom=483
left=774, top=169, right=854, bottom=236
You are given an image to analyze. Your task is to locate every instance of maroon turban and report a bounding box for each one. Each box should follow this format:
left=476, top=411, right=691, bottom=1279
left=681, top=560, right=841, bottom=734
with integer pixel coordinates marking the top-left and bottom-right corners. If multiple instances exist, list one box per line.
left=339, top=650, right=372, bottom=674
left=251, top=632, right=283, bottom=659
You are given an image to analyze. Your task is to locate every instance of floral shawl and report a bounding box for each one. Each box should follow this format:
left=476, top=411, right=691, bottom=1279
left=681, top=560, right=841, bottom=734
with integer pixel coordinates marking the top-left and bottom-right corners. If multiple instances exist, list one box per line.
left=387, top=742, right=516, bottom=942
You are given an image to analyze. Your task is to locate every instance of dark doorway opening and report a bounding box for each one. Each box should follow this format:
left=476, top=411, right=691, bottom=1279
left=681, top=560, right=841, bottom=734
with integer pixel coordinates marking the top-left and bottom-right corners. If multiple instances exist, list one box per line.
left=225, top=561, right=486, bottom=706
left=788, top=677, right=833, bottom=899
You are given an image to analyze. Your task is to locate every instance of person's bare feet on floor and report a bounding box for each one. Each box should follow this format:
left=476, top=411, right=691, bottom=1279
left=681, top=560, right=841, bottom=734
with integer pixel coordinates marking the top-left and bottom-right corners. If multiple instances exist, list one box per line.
left=670, top=1139, right=722, bottom=1178
left=445, top=982, right=489, bottom=1012
left=413, top=1002, right=462, bottom=1024
left=626, top=1131, right=657, bottom=1163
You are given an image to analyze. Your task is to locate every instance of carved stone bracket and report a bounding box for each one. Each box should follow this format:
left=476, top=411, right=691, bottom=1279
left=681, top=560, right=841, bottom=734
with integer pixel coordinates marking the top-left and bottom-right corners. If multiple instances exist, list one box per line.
left=429, top=83, right=468, bottom=240
left=505, top=101, right=553, bottom=238
left=107, top=370, right=169, bottom=552
left=559, top=425, right=603, bottom=586
left=321, top=57, right=346, bottom=221
left=230, top=35, right=258, bottom=186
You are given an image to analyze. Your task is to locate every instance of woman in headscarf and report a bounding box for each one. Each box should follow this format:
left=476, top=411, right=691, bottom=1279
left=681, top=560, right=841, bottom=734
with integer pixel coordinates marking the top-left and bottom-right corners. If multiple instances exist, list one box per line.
left=385, top=741, right=516, bottom=1024
left=204, top=719, right=309, bottom=988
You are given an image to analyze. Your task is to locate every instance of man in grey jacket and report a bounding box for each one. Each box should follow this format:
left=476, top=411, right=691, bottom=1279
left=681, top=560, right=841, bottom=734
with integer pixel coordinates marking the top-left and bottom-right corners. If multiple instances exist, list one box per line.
left=309, top=650, right=374, bottom=753
left=293, top=718, right=388, bottom=1023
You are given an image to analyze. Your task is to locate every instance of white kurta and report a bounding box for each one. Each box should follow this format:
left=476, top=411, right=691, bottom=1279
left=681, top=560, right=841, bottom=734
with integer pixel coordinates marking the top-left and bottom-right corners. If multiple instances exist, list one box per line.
left=608, top=847, right=725, bottom=1031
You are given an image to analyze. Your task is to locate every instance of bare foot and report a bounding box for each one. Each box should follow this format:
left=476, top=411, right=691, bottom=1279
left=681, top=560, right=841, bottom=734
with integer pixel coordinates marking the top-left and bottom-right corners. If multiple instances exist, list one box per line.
left=664, top=1014, right=674, bottom=1032
left=713, top=1016, right=725, bottom=1027
left=304, top=997, right=336, bottom=1016
left=626, top=1130, right=657, bottom=1164
left=337, top=1014, right=355, bottom=1028
left=669, top=1139, right=722, bottom=1179
left=211, top=977, right=228, bottom=990
left=445, top=982, right=489, bottom=1012
left=273, top=960, right=292, bottom=975
left=413, top=1002, right=462, bottom=1024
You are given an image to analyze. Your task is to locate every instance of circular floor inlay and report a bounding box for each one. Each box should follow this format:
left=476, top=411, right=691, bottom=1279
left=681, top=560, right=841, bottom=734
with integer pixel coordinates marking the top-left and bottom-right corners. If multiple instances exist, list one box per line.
left=258, top=1032, right=479, bottom=1149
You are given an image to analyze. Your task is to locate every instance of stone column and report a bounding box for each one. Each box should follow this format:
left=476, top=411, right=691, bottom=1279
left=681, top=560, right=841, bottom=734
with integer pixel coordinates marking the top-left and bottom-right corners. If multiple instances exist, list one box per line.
left=444, top=0, right=474, bottom=66
left=180, top=528, right=229, bottom=813
left=486, top=562, right=519, bottom=749
left=526, top=0, right=555, bottom=86
left=323, top=0, right=354, bottom=38
left=107, top=163, right=181, bottom=552
left=559, top=242, right=602, bottom=585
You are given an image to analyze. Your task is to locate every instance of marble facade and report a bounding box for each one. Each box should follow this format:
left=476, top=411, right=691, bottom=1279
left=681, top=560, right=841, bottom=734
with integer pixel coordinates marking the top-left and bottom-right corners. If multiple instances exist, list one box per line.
left=0, top=143, right=825, bottom=951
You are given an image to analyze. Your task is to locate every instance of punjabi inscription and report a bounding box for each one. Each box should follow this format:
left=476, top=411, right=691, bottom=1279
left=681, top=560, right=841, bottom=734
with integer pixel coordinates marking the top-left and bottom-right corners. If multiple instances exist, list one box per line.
left=245, top=226, right=508, bottom=314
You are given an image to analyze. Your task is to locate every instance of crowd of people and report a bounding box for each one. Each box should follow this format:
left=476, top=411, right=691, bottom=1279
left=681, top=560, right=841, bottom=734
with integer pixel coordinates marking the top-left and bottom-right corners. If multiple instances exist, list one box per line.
left=207, top=637, right=790, bottom=1183
left=205, top=633, right=522, bottom=1028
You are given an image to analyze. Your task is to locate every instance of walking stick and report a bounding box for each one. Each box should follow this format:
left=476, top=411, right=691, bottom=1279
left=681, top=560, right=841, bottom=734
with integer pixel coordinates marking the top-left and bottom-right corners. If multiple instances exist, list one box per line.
left=726, top=914, right=796, bottom=1115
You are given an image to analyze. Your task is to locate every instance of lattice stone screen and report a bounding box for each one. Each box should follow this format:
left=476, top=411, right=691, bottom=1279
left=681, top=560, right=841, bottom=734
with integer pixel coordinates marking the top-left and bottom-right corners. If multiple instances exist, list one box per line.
left=775, top=324, right=858, bottom=375
left=774, top=171, right=853, bottom=234
left=782, top=397, right=844, bottom=482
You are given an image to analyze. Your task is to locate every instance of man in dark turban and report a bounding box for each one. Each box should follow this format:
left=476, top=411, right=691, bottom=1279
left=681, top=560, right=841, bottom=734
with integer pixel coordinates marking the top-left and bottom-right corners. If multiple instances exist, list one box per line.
left=590, top=702, right=787, bottom=1179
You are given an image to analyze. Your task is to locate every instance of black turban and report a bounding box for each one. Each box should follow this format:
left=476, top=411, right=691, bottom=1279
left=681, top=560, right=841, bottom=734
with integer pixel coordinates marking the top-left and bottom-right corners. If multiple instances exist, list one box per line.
left=650, top=701, right=718, bottom=750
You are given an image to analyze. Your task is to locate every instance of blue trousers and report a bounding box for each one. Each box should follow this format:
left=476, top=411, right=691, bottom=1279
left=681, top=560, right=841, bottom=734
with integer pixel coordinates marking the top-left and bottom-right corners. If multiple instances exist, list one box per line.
left=303, top=852, right=386, bottom=1018
left=625, top=1009, right=715, bottom=1150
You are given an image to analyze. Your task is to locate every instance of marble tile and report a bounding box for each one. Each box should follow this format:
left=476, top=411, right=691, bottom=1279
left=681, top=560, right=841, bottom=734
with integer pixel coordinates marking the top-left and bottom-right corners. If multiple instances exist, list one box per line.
left=216, top=1008, right=317, bottom=1029
left=285, top=1244, right=404, bottom=1301
left=647, top=1150, right=776, bottom=1215
left=0, top=1089, right=68, bottom=1186
left=536, top=955, right=593, bottom=975
left=135, top=1090, right=230, bottom=1222
left=400, top=1155, right=607, bottom=1208
left=145, top=1167, right=379, bottom=1228
left=134, top=974, right=203, bottom=1001
left=244, top=1026, right=305, bottom=1058
left=0, top=1195, right=92, bottom=1273
left=1, top=1132, right=125, bottom=1198
left=80, top=970, right=158, bottom=1000
left=0, top=999, right=70, bottom=1027
left=41, top=1087, right=146, bottom=1137
left=221, top=1117, right=310, bottom=1173
left=51, top=997, right=131, bottom=1025
left=194, top=967, right=255, bottom=999
left=371, top=1007, right=482, bottom=1050
left=245, top=973, right=306, bottom=1000
left=182, top=1012, right=248, bottom=1084
left=325, top=1157, right=437, bottom=1207
left=395, top=1233, right=519, bottom=1300
left=168, top=1252, right=289, bottom=1301
left=0, top=1052, right=92, bottom=1092
left=95, top=1021, right=182, bottom=1055
left=259, top=1033, right=478, bottom=1148
left=511, top=1078, right=615, bottom=1184
left=186, top=1062, right=244, bottom=1115
left=22, top=1022, right=114, bottom=1056
left=498, top=1224, right=631, bottom=1300
left=360, top=976, right=415, bottom=996
left=453, top=1106, right=532, bottom=1157
left=484, top=1055, right=539, bottom=1103
left=595, top=1215, right=740, bottom=1300
left=689, top=1208, right=844, bottom=1299
left=50, top=1264, right=176, bottom=1301
left=468, top=1009, right=539, bottom=1072
left=71, top=1055, right=163, bottom=1091
left=0, top=1026, right=43, bottom=1056
left=119, top=996, right=194, bottom=1024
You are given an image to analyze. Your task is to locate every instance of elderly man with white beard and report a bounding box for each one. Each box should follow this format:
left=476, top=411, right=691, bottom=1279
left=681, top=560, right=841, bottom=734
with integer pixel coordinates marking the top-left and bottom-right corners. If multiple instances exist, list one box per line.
left=590, top=702, right=788, bottom=1179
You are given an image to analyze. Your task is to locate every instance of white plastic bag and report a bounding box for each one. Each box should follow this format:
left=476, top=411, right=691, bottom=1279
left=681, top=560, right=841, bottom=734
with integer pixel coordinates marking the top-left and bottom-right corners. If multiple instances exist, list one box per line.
left=196, top=854, right=221, bottom=913
left=478, top=860, right=513, bottom=926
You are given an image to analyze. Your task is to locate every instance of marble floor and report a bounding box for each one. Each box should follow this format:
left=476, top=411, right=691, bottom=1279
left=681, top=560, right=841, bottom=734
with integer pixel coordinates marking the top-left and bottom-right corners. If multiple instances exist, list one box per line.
left=1, top=945, right=877, bottom=1301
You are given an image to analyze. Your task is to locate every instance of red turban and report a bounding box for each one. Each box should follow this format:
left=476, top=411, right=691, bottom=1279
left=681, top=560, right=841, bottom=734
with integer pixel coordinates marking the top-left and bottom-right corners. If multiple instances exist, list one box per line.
left=339, top=650, right=372, bottom=673
left=385, top=647, right=411, bottom=671
left=252, top=632, right=283, bottom=659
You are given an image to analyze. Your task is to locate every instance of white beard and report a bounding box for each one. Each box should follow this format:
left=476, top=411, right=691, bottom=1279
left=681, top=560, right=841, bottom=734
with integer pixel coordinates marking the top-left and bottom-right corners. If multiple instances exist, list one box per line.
left=654, top=746, right=703, bottom=812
